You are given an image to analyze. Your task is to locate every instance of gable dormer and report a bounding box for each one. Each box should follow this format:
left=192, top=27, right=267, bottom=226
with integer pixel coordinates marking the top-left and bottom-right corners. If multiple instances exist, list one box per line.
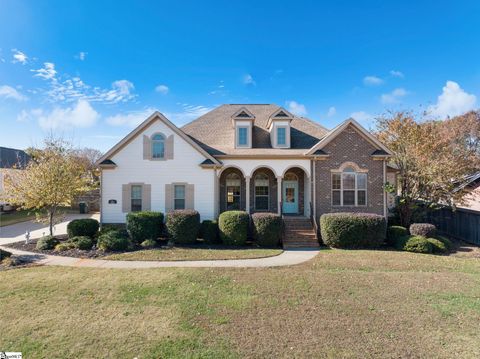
left=232, top=107, right=255, bottom=148
left=267, top=108, right=293, bottom=148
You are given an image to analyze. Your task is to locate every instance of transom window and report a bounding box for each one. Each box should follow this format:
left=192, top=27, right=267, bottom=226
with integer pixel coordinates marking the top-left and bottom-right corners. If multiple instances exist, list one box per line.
left=237, top=127, right=248, bottom=147
left=174, top=185, right=186, bottom=210
left=131, top=185, right=142, bottom=212
left=152, top=133, right=165, bottom=159
left=332, top=167, right=367, bottom=206
left=226, top=173, right=241, bottom=210
left=277, top=127, right=286, bottom=146
left=255, top=173, right=269, bottom=211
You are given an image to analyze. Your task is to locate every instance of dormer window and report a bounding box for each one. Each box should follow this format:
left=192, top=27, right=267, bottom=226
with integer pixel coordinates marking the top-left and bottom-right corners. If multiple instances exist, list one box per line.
left=232, top=107, right=255, bottom=149
left=268, top=108, right=293, bottom=148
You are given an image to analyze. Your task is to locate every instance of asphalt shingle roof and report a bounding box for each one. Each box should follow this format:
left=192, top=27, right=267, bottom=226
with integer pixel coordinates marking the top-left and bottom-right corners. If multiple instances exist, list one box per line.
left=181, top=104, right=328, bottom=156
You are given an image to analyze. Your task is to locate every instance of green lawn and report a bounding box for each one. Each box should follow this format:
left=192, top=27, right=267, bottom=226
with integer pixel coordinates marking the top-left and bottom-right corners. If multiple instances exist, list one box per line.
left=104, top=247, right=283, bottom=261
left=0, top=209, right=36, bottom=227
left=1, top=249, right=480, bottom=358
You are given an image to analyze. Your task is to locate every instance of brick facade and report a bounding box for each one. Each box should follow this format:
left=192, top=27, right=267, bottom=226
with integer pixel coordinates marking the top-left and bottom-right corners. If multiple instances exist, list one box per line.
left=315, top=124, right=385, bottom=218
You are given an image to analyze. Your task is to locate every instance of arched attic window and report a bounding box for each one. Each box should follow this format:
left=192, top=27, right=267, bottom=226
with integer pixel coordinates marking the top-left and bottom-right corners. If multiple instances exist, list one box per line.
left=255, top=173, right=270, bottom=211
left=332, top=165, right=367, bottom=206
left=151, top=133, right=165, bottom=159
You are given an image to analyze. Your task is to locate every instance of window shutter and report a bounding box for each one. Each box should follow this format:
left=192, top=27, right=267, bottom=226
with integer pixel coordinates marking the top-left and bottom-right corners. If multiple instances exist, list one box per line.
left=186, top=184, right=195, bottom=209
left=143, top=135, right=152, bottom=160
left=142, top=184, right=151, bottom=210
left=165, top=184, right=173, bottom=212
left=122, top=184, right=131, bottom=213
left=165, top=135, right=174, bottom=160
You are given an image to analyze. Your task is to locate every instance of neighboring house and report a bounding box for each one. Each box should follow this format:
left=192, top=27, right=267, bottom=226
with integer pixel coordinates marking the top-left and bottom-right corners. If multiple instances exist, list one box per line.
left=455, top=172, right=480, bottom=211
left=0, top=146, right=30, bottom=211
left=97, top=104, right=395, bottom=226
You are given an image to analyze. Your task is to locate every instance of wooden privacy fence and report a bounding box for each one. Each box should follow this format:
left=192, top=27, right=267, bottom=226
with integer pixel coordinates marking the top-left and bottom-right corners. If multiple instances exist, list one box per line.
left=427, top=206, right=480, bottom=246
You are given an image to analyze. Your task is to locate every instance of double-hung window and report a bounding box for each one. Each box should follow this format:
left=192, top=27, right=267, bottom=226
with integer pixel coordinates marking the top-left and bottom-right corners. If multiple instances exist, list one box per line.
left=174, top=185, right=186, bottom=210
left=237, top=127, right=248, bottom=147
left=332, top=167, right=367, bottom=206
left=226, top=173, right=241, bottom=210
left=131, top=185, right=142, bottom=212
left=254, top=173, right=269, bottom=210
left=277, top=127, right=286, bottom=146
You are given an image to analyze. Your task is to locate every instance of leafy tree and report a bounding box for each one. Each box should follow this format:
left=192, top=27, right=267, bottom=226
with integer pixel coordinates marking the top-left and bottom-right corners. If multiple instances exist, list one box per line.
left=3, top=138, right=95, bottom=235
left=376, top=111, right=480, bottom=226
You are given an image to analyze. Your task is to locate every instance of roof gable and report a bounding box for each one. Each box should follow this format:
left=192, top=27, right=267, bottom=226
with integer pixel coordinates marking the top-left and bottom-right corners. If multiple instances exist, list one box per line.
left=96, top=112, right=221, bottom=166
left=306, top=118, right=393, bottom=156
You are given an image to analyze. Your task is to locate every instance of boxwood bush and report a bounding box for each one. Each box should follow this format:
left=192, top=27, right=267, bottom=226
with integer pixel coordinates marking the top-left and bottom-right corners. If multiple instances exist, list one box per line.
left=399, top=235, right=433, bottom=254
left=218, top=211, right=249, bottom=246
left=97, top=231, right=131, bottom=251
left=200, top=220, right=219, bottom=244
left=437, top=235, right=453, bottom=250
left=67, top=218, right=99, bottom=238
left=320, top=213, right=386, bottom=248
left=166, top=210, right=200, bottom=244
left=36, top=235, right=60, bottom=250
left=54, top=242, right=76, bottom=252
left=126, top=211, right=164, bottom=244
left=409, top=223, right=437, bottom=238
left=386, top=225, right=408, bottom=246
left=69, top=236, right=94, bottom=250
left=251, top=213, right=283, bottom=247
left=426, top=238, right=447, bottom=253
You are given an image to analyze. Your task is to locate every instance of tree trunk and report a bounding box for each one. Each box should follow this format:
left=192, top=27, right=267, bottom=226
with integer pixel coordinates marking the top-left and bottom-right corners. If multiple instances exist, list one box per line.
left=49, top=209, right=54, bottom=236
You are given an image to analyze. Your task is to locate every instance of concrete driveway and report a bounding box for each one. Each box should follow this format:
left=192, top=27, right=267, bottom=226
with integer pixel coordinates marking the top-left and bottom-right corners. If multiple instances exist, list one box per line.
left=0, top=213, right=100, bottom=246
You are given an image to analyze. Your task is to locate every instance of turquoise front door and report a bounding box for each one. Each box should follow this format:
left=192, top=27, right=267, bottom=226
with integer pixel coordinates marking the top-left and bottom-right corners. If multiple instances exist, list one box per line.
left=282, top=180, right=299, bottom=214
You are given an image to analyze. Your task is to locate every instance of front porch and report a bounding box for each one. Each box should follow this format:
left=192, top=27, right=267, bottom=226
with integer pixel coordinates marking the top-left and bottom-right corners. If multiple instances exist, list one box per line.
left=216, top=163, right=311, bottom=217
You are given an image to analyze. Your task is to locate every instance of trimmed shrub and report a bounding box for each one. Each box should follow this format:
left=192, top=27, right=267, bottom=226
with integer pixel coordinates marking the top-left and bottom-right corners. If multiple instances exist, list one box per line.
left=97, top=231, right=131, bottom=251
left=166, top=210, right=200, bottom=244
left=402, top=235, right=433, bottom=254
left=218, top=211, right=249, bottom=246
left=67, top=218, right=99, bottom=238
left=410, top=223, right=437, bottom=238
left=251, top=213, right=283, bottom=247
left=70, top=236, right=94, bottom=250
left=200, top=220, right=219, bottom=244
left=386, top=225, right=408, bottom=246
left=54, top=242, right=75, bottom=252
left=126, top=211, right=164, bottom=244
left=141, top=239, right=157, bottom=248
left=437, top=235, right=453, bottom=250
left=427, top=238, right=447, bottom=253
left=320, top=213, right=387, bottom=249
left=36, top=235, right=59, bottom=250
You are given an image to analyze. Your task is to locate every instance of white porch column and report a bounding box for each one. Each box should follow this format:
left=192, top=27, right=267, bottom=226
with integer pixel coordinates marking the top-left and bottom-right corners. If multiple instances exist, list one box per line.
left=277, top=176, right=282, bottom=215
left=245, top=176, right=251, bottom=213
left=214, top=169, right=220, bottom=218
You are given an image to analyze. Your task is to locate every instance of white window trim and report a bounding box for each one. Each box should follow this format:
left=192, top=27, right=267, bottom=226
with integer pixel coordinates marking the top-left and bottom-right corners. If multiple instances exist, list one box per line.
left=331, top=172, right=367, bottom=207
left=131, top=184, right=143, bottom=212
left=276, top=126, right=288, bottom=147
left=236, top=126, right=250, bottom=148
left=254, top=174, right=270, bottom=211
left=173, top=184, right=186, bottom=210
left=226, top=175, right=241, bottom=210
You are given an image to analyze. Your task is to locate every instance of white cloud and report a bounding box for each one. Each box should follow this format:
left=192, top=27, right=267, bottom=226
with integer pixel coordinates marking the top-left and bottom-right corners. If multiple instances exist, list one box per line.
left=350, top=111, right=373, bottom=123
left=286, top=100, right=307, bottom=116
left=11, top=49, right=28, bottom=64
left=243, top=74, right=256, bottom=86
left=155, top=84, right=169, bottom=95
left=165, top=104, right=212, bottom=126
left=429, top=81, right=477, bottom=118
left=363, top=75, right=384, bottom=86
left=327, top=106, right=336, bottom=117
left=36, top=100, right=99, bottom=129
left=381, top=88, right=408, bottom=104
left=0, top=85, right=27, bottom=101
left=106, top=108, right=156, bottom=127
left=390, top=70, right=404, bottom=78
left=31, top=62, right=57, bottom=80
left=77, top=51, right=87, bottom=61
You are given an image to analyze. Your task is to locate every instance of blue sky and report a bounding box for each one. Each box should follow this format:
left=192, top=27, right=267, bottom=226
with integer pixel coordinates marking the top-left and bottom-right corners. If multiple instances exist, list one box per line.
left=1, top=0, right=479, bottom=152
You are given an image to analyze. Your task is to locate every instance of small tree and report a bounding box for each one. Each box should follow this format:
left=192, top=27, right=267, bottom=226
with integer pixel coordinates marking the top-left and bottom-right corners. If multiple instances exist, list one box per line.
left=3, top=138, right=95, bottom=235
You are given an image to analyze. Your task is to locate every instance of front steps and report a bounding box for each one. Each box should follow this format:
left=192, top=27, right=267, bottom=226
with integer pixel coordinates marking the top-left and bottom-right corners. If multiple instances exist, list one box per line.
left=282, top=216, right=319, bottom=249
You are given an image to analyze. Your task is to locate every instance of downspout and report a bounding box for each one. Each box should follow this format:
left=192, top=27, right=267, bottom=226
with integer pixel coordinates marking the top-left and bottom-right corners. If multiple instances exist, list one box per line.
left=313, top=159, right=316, bottom=221
left=383, top=159, right=387, bottom=219
left=99, top=169, right=103, bottom=227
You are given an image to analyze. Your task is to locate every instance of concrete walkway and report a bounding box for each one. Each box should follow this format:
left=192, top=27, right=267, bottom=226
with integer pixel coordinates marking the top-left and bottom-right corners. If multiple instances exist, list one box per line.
left=0, top=214, right=319, bottom=268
